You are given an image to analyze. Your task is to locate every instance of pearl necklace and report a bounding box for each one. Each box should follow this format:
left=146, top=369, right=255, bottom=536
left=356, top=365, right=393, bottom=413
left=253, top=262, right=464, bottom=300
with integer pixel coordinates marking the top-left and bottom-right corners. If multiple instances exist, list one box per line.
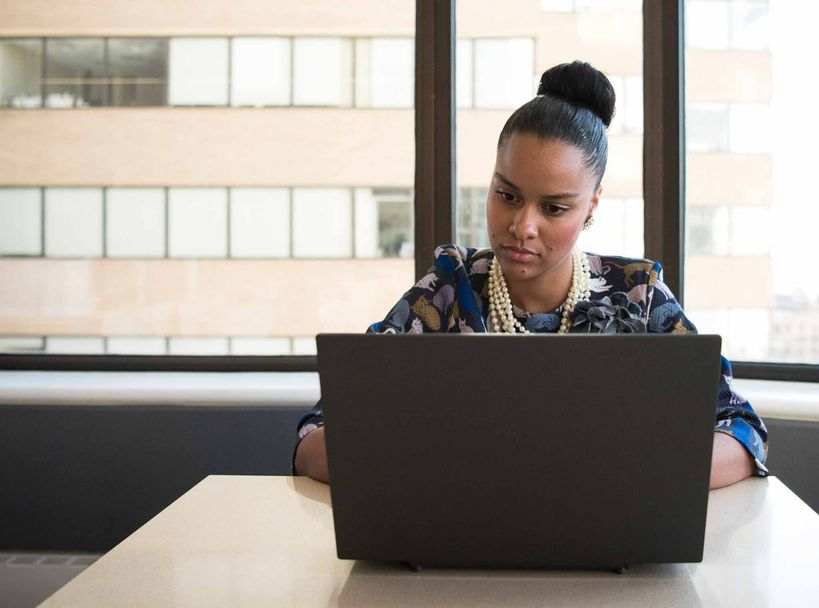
left=487, top=250, right=591, bottom=334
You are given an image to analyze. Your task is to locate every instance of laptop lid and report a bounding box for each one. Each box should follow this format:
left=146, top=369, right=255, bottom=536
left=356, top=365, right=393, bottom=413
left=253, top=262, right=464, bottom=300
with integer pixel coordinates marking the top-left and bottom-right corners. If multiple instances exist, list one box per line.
left=318, top=333, right=721, bottom=569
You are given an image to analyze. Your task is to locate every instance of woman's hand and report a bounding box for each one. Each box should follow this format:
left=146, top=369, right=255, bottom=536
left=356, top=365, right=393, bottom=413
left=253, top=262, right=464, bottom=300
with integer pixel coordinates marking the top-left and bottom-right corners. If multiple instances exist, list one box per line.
left=709, top=432, right=754, bottom=489
left=294, top=426, right=329, bottom=484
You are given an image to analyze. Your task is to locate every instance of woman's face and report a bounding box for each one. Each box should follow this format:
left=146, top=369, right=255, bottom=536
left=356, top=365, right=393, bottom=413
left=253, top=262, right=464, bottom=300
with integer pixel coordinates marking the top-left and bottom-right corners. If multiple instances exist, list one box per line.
left=486, top=133, right=600, bottom=285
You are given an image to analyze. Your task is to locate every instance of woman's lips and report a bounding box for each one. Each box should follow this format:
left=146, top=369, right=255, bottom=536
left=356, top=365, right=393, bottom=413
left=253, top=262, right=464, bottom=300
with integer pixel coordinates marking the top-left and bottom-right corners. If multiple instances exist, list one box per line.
left=502, top=245, right=539, bottom=263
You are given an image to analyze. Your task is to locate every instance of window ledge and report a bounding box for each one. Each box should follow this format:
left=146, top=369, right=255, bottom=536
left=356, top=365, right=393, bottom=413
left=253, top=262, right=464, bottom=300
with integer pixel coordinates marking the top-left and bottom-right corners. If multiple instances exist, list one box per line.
left=0, top=371, right=320, bottom=407
left=0, top=372, right=815, bottom=421
left=732, top=379, right=819, bottom=423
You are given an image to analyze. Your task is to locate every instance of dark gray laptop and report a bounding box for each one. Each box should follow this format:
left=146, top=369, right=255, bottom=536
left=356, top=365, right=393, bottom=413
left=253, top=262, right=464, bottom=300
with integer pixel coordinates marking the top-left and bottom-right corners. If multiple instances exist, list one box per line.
left=317, top=333, right=721, bottom=570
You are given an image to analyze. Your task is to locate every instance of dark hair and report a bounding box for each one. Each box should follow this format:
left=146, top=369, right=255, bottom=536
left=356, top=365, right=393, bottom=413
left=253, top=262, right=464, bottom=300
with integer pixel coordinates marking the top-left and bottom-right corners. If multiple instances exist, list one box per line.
left=497, top=61, right=616, bottom=186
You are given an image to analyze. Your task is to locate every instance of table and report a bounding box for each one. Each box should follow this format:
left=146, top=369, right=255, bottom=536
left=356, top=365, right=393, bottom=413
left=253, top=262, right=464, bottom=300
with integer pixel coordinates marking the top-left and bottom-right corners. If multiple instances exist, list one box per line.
left=41, top=476, right=819, bottom=607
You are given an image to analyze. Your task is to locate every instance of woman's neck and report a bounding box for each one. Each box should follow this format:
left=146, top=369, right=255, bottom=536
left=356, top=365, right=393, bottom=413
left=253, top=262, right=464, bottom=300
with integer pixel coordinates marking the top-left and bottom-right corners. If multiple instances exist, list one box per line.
left=505, top=254, right=574, bottom=314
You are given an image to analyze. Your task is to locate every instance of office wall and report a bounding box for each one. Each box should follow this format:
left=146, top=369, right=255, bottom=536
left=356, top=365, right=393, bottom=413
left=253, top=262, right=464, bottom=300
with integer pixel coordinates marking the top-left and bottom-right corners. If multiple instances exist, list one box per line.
left=1, top=404, right=308, bottom=551
left=1, top=405, right=816, bottom=552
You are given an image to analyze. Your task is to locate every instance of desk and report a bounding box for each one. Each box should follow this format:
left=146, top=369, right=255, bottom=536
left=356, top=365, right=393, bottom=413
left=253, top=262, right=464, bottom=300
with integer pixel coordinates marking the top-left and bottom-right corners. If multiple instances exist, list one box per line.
left=41, top=476, right=819, bottom=607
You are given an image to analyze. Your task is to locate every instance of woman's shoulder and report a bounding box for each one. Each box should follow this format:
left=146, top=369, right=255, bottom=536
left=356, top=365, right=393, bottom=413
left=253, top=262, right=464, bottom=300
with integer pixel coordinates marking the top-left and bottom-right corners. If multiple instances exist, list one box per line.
left=432, top=243, right=494, bottom=277
left=585, top=252, right=662, bottom=285
left=584, top=252, right=667, bottom=307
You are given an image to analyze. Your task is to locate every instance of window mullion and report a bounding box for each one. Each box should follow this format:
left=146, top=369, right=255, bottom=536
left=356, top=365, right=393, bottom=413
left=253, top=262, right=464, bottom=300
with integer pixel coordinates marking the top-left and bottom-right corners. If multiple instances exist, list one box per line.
left=643, top=0, right=686, bottom=302
left=414, top=0, right=456, bottom=281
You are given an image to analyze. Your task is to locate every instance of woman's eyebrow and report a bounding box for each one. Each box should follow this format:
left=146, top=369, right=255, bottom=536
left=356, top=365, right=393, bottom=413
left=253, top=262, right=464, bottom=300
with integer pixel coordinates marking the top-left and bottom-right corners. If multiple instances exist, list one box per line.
left=493, top=172, right=578, bottom=200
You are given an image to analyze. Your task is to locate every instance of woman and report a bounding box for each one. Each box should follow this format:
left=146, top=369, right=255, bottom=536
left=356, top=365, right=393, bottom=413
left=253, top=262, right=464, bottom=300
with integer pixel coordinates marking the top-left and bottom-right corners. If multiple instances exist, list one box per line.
left=294, top=61, right=768, bottom=488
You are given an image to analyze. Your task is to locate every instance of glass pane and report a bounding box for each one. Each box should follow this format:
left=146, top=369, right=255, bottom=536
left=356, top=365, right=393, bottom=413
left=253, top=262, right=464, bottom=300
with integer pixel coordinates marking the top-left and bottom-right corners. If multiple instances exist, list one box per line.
left=168, top=188, right=228, bottom=258
left=106, top=188, right=166, bottom=258
left=44, top=38, right=106, bottom=107
left=229, top=188, right=290, bottom=257
left=0, top=188, right=41, bottom=255
left=473, top=38, right=535, bottom=109
left=355, top=38, right=414, bottom=108
left=0, top=38, right=42, bottom=108
left=684, top=0, right=819, bottom=363
left=44, top=188, right=103, bottom=257
left=0, top=6, right=416, bottom=355
left=291, top=188, right=353, bottom=258
left=292, top=37, right=353, bottom=106
left=168, top=37, right=228, bottom=106
left=456, top=1, right=644, bottom=262
left=230, top=37, right=290, bottom=107
left=108, top=38, right=167, bottom=106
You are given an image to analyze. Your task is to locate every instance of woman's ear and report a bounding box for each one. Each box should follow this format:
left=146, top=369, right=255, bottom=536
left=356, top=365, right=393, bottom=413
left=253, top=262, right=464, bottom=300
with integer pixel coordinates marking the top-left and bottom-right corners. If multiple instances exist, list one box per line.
left=590, top=186, right=601, bottom=215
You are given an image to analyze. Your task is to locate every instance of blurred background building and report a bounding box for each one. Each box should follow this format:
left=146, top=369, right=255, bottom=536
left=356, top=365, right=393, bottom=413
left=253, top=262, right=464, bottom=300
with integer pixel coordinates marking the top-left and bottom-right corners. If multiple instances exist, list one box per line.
left=1, top=0, right=815, bottom=363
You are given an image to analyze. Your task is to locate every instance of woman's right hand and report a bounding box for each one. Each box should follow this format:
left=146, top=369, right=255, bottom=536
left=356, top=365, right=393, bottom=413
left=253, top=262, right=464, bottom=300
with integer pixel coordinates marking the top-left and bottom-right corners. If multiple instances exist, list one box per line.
left=294, top=426, right=329, bottom=484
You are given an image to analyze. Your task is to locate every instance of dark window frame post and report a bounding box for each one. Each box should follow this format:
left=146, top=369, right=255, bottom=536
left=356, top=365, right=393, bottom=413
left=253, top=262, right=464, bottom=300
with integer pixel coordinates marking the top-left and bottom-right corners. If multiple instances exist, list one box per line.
left=414, top=0, right=456, bottom=281
left=643, top=0, right=686, bottom=303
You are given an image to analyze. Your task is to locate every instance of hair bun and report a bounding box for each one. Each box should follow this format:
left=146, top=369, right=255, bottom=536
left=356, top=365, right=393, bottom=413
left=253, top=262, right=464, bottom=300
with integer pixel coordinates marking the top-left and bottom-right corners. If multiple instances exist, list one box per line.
left=537, top=61, right=615, bottom=127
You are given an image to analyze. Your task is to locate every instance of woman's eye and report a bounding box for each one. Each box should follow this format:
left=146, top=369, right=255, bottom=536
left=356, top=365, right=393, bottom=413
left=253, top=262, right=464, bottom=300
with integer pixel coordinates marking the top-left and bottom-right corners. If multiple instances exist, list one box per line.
left=495, top=189, right=516, bottom=203
left=542, top=204, right=567, bottom=216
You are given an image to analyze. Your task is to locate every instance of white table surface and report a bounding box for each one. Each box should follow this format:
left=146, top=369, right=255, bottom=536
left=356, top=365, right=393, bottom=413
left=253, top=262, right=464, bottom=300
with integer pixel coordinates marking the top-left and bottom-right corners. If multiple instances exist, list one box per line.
left=41, top=475, right=819, bottom=607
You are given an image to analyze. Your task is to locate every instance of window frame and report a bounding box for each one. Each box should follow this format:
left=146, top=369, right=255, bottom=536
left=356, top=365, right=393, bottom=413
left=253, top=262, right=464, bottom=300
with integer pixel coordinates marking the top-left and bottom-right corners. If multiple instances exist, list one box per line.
left=2, top=0, right=818, bottom=383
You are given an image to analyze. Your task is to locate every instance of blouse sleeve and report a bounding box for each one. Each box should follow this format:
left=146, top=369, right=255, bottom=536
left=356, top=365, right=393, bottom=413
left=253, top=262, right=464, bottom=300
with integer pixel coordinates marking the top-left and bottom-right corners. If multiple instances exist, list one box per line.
left=645, top=262, right=769, bottom=477
left=293, top=246, right=468, bottom=472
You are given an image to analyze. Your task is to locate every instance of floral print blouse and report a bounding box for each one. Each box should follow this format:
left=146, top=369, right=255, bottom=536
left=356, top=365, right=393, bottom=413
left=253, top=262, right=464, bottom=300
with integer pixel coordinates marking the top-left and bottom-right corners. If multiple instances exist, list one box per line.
left=297, top=244, right=769, bottom=476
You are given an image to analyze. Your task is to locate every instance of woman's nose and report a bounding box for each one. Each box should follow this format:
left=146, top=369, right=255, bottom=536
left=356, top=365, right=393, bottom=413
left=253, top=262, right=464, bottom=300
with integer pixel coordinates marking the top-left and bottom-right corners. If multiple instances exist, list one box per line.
left=509, top=203, right=538, bottom=240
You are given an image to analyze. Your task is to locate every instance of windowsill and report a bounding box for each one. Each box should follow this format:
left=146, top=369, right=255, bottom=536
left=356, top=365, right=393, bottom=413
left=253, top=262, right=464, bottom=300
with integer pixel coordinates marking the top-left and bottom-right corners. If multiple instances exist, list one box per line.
left=0, top=371, right=320, bottom=407
left=0, top=372, right=816, bottom=422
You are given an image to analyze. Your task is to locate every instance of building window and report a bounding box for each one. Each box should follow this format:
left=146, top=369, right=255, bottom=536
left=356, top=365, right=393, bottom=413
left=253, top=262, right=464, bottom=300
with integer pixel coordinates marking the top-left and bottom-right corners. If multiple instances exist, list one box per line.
left=106, top=188, right=166, bottom=258
left=292, top=38, right=353, bottom=107
left=107, top=38, right=168, bottom=107
left=230, top=38, right=291, bottom=107
left=229, top=188, right=290, bottom=258
left=44, top=38, right=107, bottom=107
left=472, top=38, right=535, bottom=109
left=355, top=38, right=414, bottom=108
left=354, top=188, right=413, bottom=258
left=44, top=188, right=103, bottom=257
left=291, top=188, right=353, bottom=257
left=0, top=38, right=42, bottom=108
left=686, top=0, right=769, bottom=50
left=168, top=188, right=229, bottom=258
left=168, top=38, right=229, bottom=106
left=0, top=188, right=41, bottom=255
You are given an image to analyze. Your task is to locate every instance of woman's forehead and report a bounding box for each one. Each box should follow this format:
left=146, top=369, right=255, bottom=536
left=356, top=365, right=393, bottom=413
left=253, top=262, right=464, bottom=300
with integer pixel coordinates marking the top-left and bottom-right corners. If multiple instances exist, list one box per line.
left=495, top=133, right=592, bottom=191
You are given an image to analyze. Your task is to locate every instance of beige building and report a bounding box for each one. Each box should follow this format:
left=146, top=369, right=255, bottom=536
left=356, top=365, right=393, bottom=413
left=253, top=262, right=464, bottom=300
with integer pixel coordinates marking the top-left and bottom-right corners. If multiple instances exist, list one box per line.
left=0, top=0, right=790, bottom=361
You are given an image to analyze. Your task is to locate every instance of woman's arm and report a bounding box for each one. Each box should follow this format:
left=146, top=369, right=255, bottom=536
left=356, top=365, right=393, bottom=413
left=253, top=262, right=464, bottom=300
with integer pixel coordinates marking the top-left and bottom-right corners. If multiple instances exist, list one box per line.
left=294, top=427, right=329, bottom=483
left=709, top=431, right=754, bottom=489
left=295, top=422, right=753, bottom=488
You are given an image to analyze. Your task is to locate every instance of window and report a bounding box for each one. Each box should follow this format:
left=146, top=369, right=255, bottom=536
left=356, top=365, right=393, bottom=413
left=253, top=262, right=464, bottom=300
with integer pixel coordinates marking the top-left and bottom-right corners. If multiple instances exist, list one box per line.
left=168, top=188, right=228, bottom=258
left=106, top=188, right=166, bottom=258
left=0, top=39, right=42, bottom=108
left=168, top=38, right=229, bottom=106
left=355, top=38, right=414, bottom=108
left=1, top=35, right=418, bottom=110
left=0, top=188, right=41, bottom=255
left=44, top=38, right=106, bottom=107
left=292, top=38, right=353, bottom=106
left=353, top=188, right=414, bottom=258
left=230, top=38, right=290, bottom=107
left=229, top=188, right=290, bottom=258
left=684, top=0, right=819, bottom=364
left=44, top=188, right=103, bottom=257
left=291, top=188, right=353, bottom=258
left=473, top=38, right=534, bottom=109
left=107, top=38, right=167, bottom=107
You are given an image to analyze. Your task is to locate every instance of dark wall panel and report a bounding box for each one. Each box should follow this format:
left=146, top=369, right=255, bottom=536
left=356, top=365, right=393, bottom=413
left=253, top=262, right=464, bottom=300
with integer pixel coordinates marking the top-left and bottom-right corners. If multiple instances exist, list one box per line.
left=1, top=407, right=816, bottom=552
left=1, top=404, right=309, bottom=551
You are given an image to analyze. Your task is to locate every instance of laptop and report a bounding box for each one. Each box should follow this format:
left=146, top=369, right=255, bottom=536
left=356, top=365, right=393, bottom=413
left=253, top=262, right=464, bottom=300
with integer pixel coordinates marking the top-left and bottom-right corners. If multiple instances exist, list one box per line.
left=317, top=333, right=721, bottom=570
